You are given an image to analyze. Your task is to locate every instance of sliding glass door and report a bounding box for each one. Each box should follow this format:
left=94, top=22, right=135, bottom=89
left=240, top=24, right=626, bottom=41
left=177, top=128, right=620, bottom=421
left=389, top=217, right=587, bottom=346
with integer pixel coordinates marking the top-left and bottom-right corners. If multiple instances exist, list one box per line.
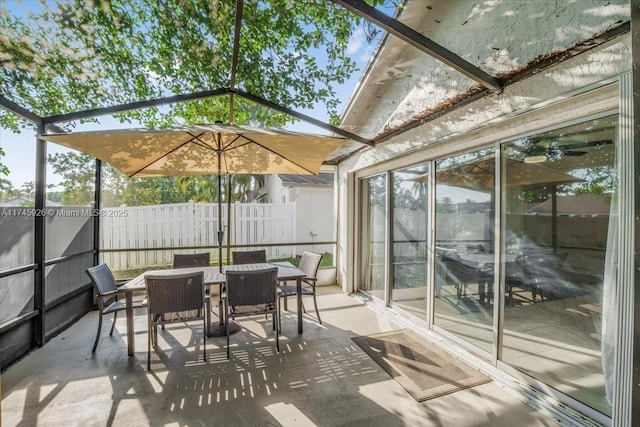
left=500, top=114, right=617, bottom=416
left=390, top=165, right=429, bottom=317
left=432, top=149, right=496, bottom=353
left=355, top=110, right=618, bottom=419
left=359, top=174, right=387, bottom=299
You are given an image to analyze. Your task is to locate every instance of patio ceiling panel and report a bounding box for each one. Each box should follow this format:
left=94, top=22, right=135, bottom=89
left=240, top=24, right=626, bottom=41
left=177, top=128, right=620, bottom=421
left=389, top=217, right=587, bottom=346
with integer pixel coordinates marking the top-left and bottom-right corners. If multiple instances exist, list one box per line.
left=330, top=0, right=503, bottom=93
left=335, top=0, right=630, bottom=162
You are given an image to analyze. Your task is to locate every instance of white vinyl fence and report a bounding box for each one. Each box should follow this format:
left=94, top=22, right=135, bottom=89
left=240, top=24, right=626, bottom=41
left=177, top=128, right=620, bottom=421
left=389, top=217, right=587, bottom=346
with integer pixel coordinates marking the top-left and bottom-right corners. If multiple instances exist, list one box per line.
left=100, top=201, right=296, bottom=270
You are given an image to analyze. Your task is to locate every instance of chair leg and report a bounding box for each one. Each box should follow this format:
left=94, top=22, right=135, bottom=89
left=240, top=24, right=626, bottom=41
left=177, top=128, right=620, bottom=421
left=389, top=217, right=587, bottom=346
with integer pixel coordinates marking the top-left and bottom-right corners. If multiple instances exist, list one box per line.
left=275, top=311, right=279, bottom=353
left=92, top=312, right=103, bottom=353
left=312, top=289, right=322, bottom=325
left=225, top=301, right=230, bottom=359
left=109, top=311, right=118, bottom=336
left=278, top=297, right=282, bottom=333
left=203, top=316, right=207, bottom=361
left=153, top=324, right=158, bottom=346
left=148, top=316, right=152, bottom=371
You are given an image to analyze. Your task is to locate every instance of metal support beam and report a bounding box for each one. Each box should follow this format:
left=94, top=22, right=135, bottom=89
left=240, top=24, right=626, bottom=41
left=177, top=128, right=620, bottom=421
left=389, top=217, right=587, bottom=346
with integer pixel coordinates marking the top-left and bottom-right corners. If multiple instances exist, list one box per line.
left=34, top=122, right=47, bottom=347
left=0, top=94, right=65, bottom=133
left=232, top=89, right=374, bottom=146
left=228, top=0, right=244, bottom=124
left=230, top=0, right=243, bottom=91
left=0, top=94, right=42, bottom=123
left=93, top=159, right=102, bottom=267
left=331, top=0, right=503, bottom=93
left=43, top=88, right=231, bottom=125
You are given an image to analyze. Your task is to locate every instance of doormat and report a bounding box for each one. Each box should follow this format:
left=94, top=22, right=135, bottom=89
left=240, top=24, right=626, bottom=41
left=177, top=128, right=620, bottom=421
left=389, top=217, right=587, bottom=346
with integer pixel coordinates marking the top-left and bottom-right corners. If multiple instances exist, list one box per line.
left=352, top=330, right=491, bottom=401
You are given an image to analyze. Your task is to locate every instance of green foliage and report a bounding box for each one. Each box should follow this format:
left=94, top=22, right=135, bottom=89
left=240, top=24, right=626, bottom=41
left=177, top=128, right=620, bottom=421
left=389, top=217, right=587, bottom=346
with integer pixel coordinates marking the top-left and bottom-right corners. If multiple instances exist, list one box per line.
left=46, top=151, right=179, bottom=206
left=0, top=0, right=364, bottom=129
left=117, top=176, right=192, bottom=206
left=0, top=147, right=8, bottom=176
left=48, top=152, right=95, bottom=205
left=175, top=175, right=219, bottom=203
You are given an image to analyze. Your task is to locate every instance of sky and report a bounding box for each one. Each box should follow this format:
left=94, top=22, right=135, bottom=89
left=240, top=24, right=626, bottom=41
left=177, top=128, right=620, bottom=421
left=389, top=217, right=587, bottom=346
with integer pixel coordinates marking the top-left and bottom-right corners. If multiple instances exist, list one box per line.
left=0, top=16, right=379, bottom=190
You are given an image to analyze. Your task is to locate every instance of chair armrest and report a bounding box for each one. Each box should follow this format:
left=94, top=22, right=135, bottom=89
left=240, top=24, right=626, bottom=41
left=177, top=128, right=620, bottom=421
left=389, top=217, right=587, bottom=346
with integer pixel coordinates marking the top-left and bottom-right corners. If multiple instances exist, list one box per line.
left=99, top=289, right=119, bottom=297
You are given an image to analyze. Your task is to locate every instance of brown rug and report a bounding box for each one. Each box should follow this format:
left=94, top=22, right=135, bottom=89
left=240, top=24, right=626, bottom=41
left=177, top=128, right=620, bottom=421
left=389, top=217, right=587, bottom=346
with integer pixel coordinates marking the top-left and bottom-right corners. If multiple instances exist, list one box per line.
left=352, top=330, right=491, bottom=401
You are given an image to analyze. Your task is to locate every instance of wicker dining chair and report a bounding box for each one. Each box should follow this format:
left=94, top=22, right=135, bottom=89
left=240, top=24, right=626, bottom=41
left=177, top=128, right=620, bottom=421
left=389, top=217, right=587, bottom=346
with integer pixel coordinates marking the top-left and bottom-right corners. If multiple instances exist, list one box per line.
left=277, top=251, right=322, bottom=331
left=224, top=267, right=279, bottom=358
left=173, top=252, right=211, bottom=268
left=173, top=252, right=213, bottom=319
left=232, top=249, right=267, bottom=265
left=86, top=263, right=147, bottom=353
left=145, top=271, right=206, bottom=370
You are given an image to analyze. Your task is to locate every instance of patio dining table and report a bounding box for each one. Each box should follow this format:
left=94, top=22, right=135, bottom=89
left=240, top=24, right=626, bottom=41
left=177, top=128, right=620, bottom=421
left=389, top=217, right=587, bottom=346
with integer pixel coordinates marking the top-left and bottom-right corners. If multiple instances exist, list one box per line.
left=457, top=253, right=517, bottom=302
left=119, top=262, right=306, bottom=357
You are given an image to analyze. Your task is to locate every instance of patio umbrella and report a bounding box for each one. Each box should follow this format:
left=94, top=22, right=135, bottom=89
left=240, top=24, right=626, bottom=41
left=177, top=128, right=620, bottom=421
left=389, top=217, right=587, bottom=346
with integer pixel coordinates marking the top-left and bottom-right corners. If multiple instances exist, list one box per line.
left=409, top=155, right=583, bottom=190
left=39, top=123, right=347, bottom=268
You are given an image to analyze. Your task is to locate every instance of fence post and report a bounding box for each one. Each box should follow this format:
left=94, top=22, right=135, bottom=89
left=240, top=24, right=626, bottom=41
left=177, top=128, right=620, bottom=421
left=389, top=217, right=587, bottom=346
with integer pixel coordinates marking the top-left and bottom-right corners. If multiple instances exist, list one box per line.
left=188, top=200, right=195, bottom=250
left=291, top=202, right=297, bottom=258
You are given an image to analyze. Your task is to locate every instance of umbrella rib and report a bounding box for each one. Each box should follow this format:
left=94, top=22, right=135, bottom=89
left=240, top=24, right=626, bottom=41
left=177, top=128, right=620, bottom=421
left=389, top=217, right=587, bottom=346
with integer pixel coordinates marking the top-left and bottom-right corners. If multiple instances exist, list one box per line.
left=230, top=134, right=317, bottom=174
left=189, top=132, right=220, bottom=151
left=221, top=134, right=246, bottom=151
left=128, top=132, right=205, bottom=177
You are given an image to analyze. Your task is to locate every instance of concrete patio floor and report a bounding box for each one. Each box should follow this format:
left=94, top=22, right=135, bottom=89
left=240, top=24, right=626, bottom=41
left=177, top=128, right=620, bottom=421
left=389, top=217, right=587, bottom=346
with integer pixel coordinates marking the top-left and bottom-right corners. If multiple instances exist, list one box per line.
left=1, top=286, right=560, bottom=426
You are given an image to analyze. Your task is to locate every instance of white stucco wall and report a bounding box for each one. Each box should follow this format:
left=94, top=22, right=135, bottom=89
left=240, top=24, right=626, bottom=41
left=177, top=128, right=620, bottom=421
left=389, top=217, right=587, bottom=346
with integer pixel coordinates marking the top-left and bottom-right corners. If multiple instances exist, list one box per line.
left=335, top=33, right=630, bottom=292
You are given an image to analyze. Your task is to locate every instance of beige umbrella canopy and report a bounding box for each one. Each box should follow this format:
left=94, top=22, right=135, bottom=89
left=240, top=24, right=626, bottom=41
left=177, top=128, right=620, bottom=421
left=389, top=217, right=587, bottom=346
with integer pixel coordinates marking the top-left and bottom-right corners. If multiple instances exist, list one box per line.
left=40, top=123, right=346, bottom=178
left=40, top=123, right=347, bottom=268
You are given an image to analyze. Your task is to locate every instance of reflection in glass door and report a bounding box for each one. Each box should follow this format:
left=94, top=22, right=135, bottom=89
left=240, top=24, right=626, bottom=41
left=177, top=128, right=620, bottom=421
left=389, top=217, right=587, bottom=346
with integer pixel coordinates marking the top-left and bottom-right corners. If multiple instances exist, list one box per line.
left=433, top=149, right=496, bottom=353
left=359, top=174, right=387, bottom=299
left=391, top=165, right=429, bottom=317
left=501, top=114, right=617, bottom=416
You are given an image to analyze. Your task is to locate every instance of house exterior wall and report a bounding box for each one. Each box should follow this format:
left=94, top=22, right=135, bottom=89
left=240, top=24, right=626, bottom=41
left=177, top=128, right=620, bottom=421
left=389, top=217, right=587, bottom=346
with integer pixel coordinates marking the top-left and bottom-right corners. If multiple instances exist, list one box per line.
left=335, top=3, right=631, bottom=423
left=263, top=175, right=335, bottom=258
left=336, top=34, right=630, bottom=293
left=264, top=175, right=288, bottom=204
left=289, top=186, right=334, bottom=249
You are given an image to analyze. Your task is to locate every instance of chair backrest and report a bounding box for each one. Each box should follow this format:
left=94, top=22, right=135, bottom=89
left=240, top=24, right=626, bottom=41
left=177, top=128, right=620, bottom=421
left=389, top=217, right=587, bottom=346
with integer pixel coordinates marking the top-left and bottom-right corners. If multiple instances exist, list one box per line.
left=86, top=263, right=118, bottom=296
left=145, top=272, right=205, bottom=317
left=232, top=249, right=267, bottom=265
left=299, top=251, right=322, bottom=280
left=441, top=253, right=477, bottom=283
left=173, top=252, right=210, bottom=268
left=225, top=267, right=278, bottom=306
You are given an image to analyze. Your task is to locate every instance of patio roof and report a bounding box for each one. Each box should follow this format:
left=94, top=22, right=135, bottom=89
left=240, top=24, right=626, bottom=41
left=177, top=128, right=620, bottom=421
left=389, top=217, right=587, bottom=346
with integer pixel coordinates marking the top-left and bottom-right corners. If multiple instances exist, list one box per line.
left=0, top=1, right=630, bottom=162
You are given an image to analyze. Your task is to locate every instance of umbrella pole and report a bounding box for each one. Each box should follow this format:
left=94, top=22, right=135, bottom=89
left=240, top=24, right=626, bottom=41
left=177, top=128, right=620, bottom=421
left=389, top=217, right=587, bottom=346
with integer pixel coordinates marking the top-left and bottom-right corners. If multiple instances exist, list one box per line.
left=226, top=175, right=232, bottom=265
left=218, top=172, right=224, bottom=270
left=217, top=150, right=224, bottom=271
left=210, top=146, right=242, bottom=338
